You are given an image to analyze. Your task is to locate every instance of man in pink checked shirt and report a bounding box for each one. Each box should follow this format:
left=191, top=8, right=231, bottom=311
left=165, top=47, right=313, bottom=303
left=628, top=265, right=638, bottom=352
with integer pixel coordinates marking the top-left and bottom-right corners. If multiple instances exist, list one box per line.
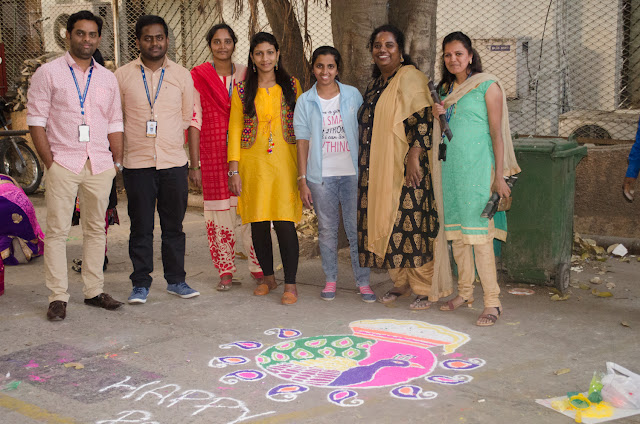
left=27, top=10, right=125, bottom=321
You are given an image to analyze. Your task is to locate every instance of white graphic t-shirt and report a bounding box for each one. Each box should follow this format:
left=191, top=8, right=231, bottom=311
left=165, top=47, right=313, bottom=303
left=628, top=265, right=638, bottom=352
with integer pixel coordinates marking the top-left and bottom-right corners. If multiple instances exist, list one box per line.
left=319, top=94, right=356, bottom=177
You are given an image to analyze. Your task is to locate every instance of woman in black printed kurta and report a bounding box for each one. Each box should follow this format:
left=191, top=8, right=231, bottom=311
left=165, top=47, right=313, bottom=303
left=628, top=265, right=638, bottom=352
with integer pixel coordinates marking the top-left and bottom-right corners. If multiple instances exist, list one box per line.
left=357, top=25, right=447, bottom=310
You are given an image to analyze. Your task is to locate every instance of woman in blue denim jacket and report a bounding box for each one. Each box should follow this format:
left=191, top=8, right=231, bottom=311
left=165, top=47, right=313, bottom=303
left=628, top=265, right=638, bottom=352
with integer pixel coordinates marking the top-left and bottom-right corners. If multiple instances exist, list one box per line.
left=293, top=46, right=375, bottom=302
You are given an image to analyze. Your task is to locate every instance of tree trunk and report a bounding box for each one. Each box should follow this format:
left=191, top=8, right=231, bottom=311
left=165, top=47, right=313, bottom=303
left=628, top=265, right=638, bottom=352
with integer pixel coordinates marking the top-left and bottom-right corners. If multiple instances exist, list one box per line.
left=331, top=0, right=438, bottom=92
left=261, top=0, right=310, bottom=88
left=330, top=0, right=387, bottom=92
left=388, top=0, right=438, bottom=79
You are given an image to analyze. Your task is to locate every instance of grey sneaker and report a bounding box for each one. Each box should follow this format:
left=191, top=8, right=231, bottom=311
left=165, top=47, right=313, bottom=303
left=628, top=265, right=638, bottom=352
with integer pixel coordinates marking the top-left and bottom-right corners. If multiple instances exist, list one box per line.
left=359, top=285, right=377, bottom=303
left=167, top=282, right=200, bottom=299
left=128, top=287, right=149, bottom=304
left=321, top=282, right=336, bottom=301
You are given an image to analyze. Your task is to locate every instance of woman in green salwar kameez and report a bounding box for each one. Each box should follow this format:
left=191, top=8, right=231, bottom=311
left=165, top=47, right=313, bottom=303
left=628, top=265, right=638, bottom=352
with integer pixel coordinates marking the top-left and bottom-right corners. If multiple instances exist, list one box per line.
left=433, top=32, right=520, bottom=327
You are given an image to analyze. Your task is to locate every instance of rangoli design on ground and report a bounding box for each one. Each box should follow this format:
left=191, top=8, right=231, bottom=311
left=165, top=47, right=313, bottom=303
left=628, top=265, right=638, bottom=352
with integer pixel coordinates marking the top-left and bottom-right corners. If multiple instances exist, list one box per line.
left=211, top=319, right=485, bottom=407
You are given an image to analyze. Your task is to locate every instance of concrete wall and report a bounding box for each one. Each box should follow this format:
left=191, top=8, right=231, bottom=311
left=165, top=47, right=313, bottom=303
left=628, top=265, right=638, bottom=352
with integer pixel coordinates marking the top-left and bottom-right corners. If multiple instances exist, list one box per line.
left=566, top=0, right=623, bottom=111
left=574, top=144, right=640, bottom=238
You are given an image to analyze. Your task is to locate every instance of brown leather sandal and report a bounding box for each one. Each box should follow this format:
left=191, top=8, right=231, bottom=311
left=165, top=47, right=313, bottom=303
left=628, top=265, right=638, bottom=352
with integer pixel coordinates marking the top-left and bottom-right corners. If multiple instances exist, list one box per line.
left=254, top=275, right=277, bottom=296
left=476, top=307, right=501, bottom=327
left=440, top=296, right=474, bottom=311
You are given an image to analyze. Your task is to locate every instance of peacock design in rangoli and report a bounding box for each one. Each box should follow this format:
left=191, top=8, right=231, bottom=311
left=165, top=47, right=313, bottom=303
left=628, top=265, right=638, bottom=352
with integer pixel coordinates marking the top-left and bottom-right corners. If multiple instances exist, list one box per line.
left=213, top=319, right=486, bottom=406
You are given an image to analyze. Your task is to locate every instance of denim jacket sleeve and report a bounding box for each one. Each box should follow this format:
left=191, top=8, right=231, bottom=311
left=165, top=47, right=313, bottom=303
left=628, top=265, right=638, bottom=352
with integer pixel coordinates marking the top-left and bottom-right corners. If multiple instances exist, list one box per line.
left=293, top=93, right=311, bottom=141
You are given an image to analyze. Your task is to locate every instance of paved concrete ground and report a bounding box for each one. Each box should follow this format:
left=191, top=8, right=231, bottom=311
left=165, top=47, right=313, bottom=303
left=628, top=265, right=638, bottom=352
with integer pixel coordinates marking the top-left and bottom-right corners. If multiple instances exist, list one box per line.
left=1, top=193, right=639, bottom=424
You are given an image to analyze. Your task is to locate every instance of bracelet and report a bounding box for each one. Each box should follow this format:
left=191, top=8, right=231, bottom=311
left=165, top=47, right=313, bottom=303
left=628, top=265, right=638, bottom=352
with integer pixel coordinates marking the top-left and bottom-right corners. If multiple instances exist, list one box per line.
left=189, top=166, right=200, bottom=170
left=297, top=175, right=306, bottom=181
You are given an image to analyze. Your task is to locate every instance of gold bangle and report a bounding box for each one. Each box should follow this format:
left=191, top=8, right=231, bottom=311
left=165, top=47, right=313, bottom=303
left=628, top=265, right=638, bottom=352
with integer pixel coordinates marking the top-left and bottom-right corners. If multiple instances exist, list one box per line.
left=189, top=166, right=200, bottom=170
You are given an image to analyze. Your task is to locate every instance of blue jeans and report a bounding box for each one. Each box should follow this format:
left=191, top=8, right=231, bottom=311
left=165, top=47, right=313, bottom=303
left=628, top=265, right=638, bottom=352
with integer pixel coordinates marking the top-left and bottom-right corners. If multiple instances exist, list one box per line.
left=307, top=176, right=370, bottom=286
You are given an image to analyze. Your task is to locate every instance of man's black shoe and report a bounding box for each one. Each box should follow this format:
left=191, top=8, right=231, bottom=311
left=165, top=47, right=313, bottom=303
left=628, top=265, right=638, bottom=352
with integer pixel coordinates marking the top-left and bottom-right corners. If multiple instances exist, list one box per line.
left=47, top=301, right=67, bottom=321
left=84, top=293, right=123, bottom=310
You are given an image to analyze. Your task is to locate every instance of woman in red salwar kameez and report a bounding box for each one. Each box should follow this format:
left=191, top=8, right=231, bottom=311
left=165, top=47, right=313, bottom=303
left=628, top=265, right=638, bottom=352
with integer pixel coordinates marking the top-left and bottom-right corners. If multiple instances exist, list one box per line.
left=190, top=24, right=262, bottom=291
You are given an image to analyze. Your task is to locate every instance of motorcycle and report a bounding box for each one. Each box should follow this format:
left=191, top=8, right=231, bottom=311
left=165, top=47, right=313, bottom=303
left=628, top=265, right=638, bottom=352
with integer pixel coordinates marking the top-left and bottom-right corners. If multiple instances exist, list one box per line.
left=0, top=98, right=42, bottom=194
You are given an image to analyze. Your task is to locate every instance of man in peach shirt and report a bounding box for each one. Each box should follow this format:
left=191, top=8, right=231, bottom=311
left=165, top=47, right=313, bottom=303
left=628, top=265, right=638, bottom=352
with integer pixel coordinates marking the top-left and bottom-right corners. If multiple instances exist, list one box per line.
left=115, top=15, right=198, bottom=304
left=27, top=11, right=125, bottom=320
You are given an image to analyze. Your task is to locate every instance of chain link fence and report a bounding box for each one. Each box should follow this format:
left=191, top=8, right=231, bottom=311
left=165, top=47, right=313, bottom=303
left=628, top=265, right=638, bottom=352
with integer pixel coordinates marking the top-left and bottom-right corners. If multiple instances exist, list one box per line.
left=0, top=0, right=638, bottom=142
left=436, top=0, right=640, bottom=142
left=121, top=0, right=222, bottom=70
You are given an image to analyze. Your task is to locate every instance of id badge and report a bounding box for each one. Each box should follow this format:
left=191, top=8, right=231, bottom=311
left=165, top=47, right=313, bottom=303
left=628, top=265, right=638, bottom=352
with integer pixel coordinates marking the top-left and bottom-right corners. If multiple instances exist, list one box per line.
left=146, top=120, right=157, bottom=138
left=78, top=125, right=90, bottom=143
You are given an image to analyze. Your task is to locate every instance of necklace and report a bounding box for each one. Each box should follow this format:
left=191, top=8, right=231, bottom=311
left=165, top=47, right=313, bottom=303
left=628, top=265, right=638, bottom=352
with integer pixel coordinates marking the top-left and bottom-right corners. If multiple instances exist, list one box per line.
left=444, top=71, right=473, bottom=128
left=211, top=61, right=235, bottom=100
left=259, top=114, right=275, bottom=154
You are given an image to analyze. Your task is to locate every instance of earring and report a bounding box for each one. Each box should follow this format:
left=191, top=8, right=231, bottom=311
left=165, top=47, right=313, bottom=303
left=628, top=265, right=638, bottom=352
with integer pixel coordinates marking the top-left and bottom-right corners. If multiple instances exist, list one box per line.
left=401, top=56, right=404, bottom=63
left=275, top=63, right=278, bottom=70
left=253, top=63, right=256, bottom=72
left=469, top=60, right=472, bottom=65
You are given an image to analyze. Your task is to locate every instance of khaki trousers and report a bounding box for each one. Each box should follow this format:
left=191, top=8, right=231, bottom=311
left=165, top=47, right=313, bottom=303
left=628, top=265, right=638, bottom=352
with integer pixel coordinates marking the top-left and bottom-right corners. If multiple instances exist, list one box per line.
left=452, top=239, right=501, bottom=308
left=388, top=260, right=434, bottom=297
left=45, top=161, right=115, bottom=303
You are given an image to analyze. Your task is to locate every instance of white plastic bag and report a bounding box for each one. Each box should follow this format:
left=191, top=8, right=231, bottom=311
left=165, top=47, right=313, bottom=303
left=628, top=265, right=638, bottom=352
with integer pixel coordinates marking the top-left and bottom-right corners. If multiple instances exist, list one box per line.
left=601, top=362, right=640, bottom=409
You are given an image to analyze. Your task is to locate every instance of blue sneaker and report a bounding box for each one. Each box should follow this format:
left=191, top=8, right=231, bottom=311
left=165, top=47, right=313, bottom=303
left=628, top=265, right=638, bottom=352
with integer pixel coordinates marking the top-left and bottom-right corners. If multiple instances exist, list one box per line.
left=167, top=282, right=200, bottom=299
left=321, top=282, right=336, bottom=301
left=128, top=287, right=149, bottom=304
left=359, top=286, right=377, bottom=303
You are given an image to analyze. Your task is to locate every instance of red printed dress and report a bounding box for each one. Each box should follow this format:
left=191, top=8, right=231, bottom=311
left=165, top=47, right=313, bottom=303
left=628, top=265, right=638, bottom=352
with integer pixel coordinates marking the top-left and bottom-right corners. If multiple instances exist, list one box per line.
left=191, top=62, right=262, bottom=279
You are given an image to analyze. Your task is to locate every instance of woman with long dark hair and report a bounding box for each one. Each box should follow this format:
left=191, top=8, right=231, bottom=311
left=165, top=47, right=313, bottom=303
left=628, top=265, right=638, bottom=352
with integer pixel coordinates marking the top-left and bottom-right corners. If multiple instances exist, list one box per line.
left=433, top=31, right=520, bottom=326
left=190, top=24, right=262, bottom=291
left=228, top=32, right=302, bottom=305
left=293, top=46, right=374, bottom=303
left=357, top=25, right=452, bottom=310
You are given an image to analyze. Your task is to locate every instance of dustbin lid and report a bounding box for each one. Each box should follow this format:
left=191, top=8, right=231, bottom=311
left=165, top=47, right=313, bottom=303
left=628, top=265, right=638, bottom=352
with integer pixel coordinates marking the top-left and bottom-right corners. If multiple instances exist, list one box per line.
left=513, top=137, right=587, bottom=158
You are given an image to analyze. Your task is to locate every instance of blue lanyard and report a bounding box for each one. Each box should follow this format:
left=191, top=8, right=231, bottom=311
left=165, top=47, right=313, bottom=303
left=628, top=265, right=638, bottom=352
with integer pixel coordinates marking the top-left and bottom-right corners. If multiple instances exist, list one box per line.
left=443, top=72, right=473, bottom=136
left=68, top=62, right=93, bottom=123
left=140, top=65, right=165, bottom=115
left=211, top=62, right=235, bottom=99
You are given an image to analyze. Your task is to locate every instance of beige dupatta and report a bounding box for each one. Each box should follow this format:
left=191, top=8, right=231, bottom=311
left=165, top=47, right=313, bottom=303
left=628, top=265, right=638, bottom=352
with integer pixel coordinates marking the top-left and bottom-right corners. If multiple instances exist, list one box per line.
left=432, top=73, right=521, bottom=177
left=367, top=65, right=453, bottom=299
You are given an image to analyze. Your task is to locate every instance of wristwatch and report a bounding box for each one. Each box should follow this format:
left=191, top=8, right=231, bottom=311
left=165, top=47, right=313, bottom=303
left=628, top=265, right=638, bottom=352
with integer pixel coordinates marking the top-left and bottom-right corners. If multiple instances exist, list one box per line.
left=228, top=170, right=239, bottom=177
left=114, top=162, right=124, bottom=172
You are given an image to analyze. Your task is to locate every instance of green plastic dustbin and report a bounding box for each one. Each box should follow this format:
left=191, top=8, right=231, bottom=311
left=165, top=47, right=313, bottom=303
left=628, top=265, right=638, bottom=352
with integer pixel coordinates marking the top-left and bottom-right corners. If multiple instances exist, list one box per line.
left=502, top=137, right=587, bottom=292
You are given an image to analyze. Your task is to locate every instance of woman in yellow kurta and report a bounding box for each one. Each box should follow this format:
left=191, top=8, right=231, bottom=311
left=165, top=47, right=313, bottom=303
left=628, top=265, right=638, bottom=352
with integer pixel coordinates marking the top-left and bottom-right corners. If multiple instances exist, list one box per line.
left=228, top=32, right=302, bottom=305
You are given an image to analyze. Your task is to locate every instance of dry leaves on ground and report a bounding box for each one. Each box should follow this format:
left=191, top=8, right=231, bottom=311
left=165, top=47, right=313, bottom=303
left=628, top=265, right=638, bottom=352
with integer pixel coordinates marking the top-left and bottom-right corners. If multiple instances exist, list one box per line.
left=591, top=289, right=613, bottom=298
